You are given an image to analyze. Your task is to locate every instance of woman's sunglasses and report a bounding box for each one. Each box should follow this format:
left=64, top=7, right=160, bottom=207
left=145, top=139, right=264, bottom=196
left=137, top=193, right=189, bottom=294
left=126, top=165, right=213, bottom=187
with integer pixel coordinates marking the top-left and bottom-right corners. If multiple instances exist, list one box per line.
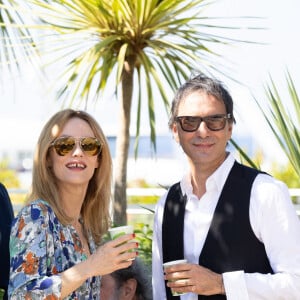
left=176, top=114, right=232, bottom=132
left=50, top=136, right=102, bottom=156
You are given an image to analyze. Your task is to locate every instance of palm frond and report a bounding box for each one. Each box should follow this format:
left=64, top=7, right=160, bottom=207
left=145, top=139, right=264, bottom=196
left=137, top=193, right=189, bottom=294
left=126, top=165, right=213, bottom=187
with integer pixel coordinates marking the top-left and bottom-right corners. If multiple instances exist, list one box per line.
left=3, top=0, right=263, bottom=155
left=0, top=0, right=39, bottom=73
left=229, top=139, right=260, bottom=170
left=255, top=72, right=300, bottom=179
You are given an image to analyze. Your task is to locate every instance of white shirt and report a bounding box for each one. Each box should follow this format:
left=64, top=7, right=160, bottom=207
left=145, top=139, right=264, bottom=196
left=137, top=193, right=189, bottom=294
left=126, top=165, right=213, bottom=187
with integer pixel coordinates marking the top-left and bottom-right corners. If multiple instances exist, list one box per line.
left=152, top=153, right=300, bottom=300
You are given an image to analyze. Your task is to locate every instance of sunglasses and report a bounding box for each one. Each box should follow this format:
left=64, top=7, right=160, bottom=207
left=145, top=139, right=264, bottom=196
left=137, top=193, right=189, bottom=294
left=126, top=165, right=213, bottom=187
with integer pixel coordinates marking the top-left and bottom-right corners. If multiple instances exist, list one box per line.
left=176, top=114, right=232, bottom=132
left=50, top=136, right=102, bottom=156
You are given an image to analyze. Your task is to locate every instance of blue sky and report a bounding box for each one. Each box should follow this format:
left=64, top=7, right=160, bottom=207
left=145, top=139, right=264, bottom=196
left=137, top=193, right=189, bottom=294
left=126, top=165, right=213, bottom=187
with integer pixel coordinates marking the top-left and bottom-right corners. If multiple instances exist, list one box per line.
left=1, top=0, right=299, bottom=167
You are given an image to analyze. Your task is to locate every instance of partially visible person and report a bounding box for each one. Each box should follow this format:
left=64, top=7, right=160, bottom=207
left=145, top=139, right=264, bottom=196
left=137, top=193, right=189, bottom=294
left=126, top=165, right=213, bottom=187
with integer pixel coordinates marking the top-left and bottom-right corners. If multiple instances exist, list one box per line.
left=9, top=109, right=138, bottom=299
left=152, top=74, right=300, bottom=299
left=0, top=183, right=14, bottom=300
left=100, top=258, right=152, bottom=300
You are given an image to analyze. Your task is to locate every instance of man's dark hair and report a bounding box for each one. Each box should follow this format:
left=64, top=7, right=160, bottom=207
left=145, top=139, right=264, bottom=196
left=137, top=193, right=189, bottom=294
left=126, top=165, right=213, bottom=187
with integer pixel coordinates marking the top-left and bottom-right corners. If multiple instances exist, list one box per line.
left=111, top=258, right=152, bottom=300
left=169, top=73, right=236, bottom=129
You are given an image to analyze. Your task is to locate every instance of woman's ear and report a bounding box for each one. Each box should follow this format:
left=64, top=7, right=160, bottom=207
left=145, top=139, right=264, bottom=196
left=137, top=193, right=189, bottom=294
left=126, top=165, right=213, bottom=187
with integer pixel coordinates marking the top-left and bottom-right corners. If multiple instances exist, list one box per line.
left=46, top=155, right=52, bottom=168
left=121, top=278, right=137, bottom=299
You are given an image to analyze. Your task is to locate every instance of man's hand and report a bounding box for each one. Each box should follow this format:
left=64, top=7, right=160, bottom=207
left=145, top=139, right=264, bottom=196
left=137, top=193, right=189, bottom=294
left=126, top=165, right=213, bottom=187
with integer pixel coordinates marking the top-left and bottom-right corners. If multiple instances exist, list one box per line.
left=164, top=263, right=225, bottom=296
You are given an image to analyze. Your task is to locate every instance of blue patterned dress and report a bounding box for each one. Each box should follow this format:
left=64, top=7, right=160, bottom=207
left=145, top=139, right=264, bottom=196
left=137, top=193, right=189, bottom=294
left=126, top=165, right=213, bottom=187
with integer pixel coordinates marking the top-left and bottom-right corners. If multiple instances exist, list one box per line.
left=8, top=199, right=101, bottom=299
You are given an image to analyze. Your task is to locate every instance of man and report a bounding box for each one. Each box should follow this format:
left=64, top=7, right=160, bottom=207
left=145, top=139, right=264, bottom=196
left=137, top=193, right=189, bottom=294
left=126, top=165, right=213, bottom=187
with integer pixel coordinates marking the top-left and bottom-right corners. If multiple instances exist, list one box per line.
left=152, top=74, right=300, bottom=299
left=0, top=183, right=14, bottom=300
left=100, top=258, right=152, bottom=300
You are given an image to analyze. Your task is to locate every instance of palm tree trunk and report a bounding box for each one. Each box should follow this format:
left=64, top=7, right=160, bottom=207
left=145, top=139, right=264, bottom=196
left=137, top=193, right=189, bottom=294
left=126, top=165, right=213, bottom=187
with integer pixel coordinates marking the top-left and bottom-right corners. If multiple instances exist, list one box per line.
left=113, top=55, right=136, bottom=225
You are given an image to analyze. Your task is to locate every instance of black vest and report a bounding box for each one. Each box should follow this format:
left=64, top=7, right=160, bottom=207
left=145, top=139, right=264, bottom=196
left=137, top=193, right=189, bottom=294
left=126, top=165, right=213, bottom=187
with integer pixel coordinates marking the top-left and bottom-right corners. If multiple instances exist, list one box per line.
left=162, top=162, right=273, bottom=299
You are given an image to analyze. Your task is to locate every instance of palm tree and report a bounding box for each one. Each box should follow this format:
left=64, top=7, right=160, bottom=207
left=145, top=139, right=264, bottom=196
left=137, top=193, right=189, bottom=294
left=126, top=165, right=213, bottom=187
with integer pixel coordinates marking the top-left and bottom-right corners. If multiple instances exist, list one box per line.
left=1, top=0, right=256, bottom=225
left=231, top=71, right=300, bottom=189
left=0, top=0, right=38, bottom=73
left=256, top=71, right=300, bottom=179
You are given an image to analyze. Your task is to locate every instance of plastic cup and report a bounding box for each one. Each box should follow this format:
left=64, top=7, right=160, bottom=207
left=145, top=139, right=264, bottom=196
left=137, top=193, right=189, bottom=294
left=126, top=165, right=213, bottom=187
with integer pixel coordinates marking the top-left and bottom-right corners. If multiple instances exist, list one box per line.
left=163, top=259, right=188, bottom=296
left=0, top=288, right=5, bottom=300
left=108, top=225, right=134, bottom=240
left=108, top=225, right=135, bottom=260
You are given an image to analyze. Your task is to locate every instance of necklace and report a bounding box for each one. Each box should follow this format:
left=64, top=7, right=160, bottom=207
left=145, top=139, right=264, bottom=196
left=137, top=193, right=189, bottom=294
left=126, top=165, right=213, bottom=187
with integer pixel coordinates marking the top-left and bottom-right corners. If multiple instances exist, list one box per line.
left=71, top=218, right=90, bottom=258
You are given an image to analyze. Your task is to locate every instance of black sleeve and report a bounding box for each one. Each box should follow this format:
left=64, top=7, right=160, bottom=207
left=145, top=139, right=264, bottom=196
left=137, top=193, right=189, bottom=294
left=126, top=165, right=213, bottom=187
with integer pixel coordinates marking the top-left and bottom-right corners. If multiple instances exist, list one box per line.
left=0, top=183, right=15, bottom=299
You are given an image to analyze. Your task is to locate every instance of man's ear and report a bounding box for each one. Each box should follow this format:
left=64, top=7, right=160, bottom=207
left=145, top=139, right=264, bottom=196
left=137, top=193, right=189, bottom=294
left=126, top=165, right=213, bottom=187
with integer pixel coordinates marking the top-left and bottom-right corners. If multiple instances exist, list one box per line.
left=121, top=278, right=137, bottom=299
left=172, top=123, right=180, bottom=143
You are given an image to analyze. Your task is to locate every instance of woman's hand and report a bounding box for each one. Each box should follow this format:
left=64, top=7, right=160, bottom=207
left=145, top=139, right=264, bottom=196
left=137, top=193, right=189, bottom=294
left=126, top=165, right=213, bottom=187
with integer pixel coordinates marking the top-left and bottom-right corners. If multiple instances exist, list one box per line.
left=87, top=233, right=138, bottom=277
left=61, top=233, right=138, bottom=297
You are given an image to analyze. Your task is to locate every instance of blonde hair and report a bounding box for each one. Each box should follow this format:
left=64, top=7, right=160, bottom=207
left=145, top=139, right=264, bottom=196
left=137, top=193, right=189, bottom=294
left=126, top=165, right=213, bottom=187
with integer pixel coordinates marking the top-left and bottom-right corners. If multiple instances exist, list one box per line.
left=27, top=109, right=112, bottom=244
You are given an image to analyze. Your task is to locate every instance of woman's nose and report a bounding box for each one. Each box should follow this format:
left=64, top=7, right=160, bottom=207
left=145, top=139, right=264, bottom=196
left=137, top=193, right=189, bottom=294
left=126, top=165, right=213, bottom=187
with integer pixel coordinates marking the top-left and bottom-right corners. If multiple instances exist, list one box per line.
left=72, top=141, right=84, bottom=156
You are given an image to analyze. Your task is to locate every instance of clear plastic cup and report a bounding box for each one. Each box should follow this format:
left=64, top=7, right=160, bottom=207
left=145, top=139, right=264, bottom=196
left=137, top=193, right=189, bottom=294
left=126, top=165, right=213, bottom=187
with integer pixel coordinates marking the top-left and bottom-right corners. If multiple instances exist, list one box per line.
left=108, top=225, right=135, bottom=260
left=163, top=259, right=188, bottom=296
left=108, top=225, right=134, bottom=240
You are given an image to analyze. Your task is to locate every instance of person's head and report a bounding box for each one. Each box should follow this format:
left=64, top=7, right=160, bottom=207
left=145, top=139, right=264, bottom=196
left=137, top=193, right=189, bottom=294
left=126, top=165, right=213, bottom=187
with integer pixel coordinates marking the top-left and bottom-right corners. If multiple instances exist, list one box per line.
left=28, top=109, right=112, bottom=243
left=100, top=259, right=152, bottom=300
left=169, top=74, right=235, bottom=168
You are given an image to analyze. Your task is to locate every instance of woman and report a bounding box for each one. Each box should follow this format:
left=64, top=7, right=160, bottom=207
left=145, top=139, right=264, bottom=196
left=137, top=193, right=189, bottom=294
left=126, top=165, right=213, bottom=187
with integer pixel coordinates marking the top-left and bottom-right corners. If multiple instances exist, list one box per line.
left=9, top=109, right=138, bottom=299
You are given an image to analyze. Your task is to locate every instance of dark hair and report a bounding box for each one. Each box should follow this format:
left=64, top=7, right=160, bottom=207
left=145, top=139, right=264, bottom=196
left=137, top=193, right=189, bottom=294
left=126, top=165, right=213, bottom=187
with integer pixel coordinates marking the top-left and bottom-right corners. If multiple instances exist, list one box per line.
left=111, top=258, right=152, bottom=300
left=168, top=73, right=236, bottom=129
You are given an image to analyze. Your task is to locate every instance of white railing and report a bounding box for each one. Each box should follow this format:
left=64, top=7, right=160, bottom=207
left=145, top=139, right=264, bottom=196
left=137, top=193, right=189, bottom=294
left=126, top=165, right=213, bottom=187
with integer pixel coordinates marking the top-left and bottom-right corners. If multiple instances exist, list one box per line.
left=8, top=187, right=300, bottom=217
left=127, top=188, right=300, bottom=216
left=289, top=188, right=300, bottom=197
left=286, top=188, right=300, bottom=217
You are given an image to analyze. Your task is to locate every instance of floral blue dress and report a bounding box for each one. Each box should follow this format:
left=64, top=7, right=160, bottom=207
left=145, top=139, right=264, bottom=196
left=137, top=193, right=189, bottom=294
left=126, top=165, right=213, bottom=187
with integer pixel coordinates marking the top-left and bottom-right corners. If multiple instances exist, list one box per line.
left=8, top=199, right=101, bottom=299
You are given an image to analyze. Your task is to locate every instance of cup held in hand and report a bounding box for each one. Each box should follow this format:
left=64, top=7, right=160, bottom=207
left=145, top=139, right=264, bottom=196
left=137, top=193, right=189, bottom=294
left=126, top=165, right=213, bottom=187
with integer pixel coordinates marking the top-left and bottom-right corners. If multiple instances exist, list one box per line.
left=163, top=259, right=187, bottom=269
left=108, top=225, right=135, bottom=261
left=108, top=225, right=134, bottom=240
left=163, top=259, right=188, bottom=296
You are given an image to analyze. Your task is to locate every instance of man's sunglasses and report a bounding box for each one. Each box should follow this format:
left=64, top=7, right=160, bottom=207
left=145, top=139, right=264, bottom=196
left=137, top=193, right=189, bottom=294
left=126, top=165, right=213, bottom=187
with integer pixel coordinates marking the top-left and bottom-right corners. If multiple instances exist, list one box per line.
left=176, top=114, right=232, bottom=132
left=50, top=136, right=102, bottom=156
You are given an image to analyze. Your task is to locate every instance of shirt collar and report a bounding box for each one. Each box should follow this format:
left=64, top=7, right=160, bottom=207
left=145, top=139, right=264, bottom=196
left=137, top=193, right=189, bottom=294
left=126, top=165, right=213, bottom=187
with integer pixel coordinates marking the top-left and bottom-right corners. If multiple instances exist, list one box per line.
left=180, top=152, right=235, bottom=198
